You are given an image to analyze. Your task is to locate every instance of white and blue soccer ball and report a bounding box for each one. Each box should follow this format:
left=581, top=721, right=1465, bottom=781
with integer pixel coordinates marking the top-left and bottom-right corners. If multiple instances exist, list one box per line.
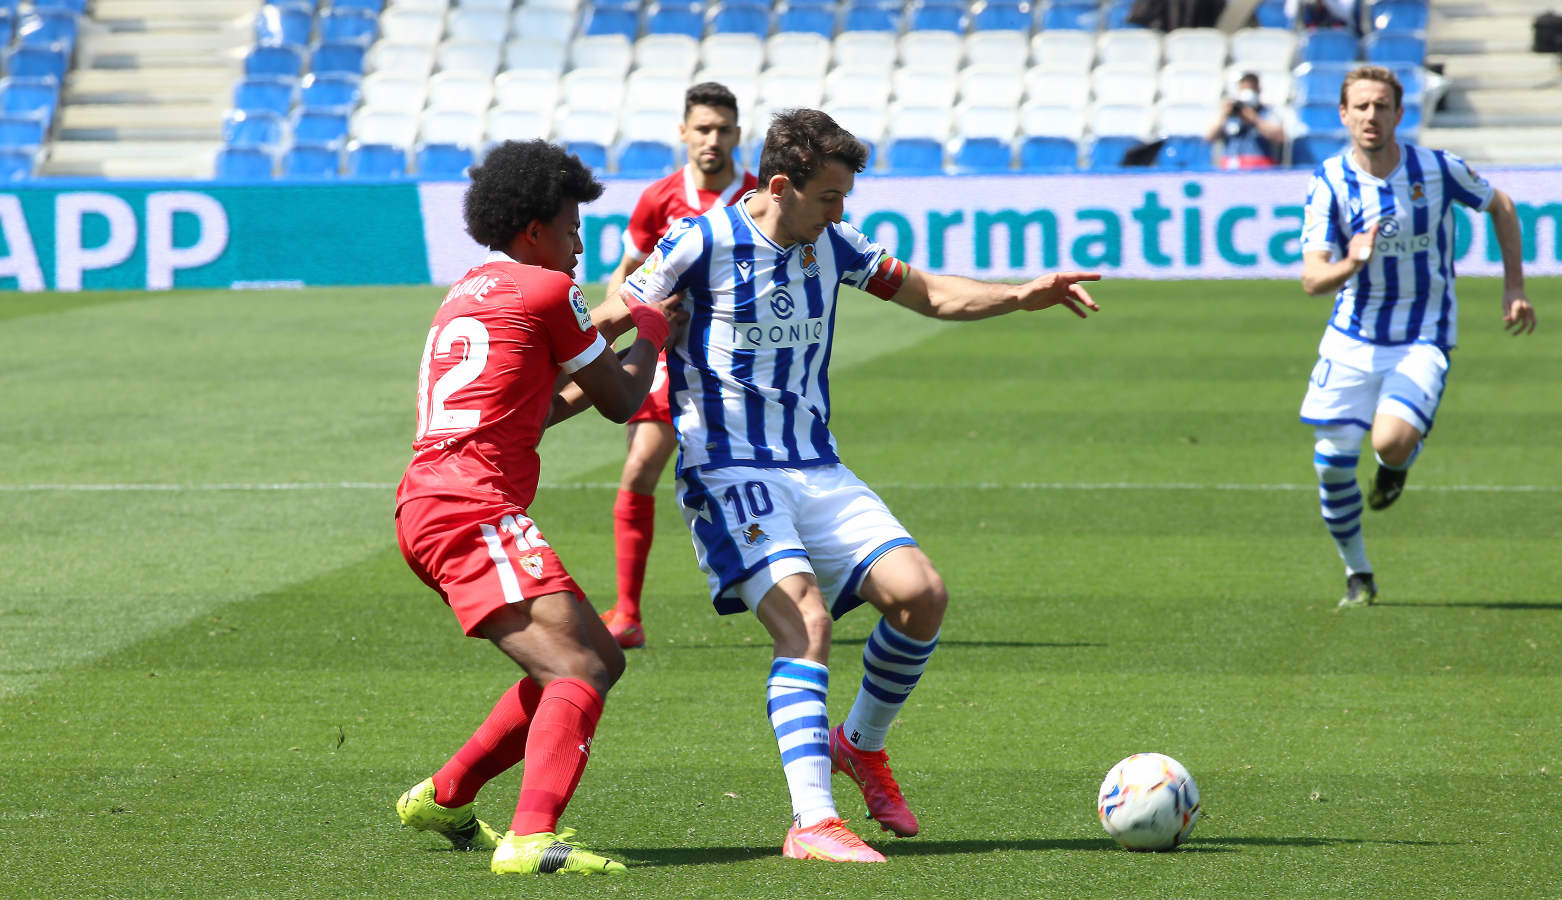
left=1097, top=752, right=1200, bottom=851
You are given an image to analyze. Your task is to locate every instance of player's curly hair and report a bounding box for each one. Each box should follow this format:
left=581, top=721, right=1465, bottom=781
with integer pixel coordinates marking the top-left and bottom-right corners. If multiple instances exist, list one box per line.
left=463, top=140, right=604, bottom=250
left=684, top=81, right=739, bottom=120
left=757, top=108, right=868, bottom=189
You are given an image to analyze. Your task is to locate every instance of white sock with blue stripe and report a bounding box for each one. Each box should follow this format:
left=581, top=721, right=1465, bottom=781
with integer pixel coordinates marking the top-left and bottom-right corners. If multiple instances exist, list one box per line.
left=1314, top=427, right=1371, bottom=574
left=1375, top=439, right=1422, bottom=471
left=840, top=618, right=939, bottom=753
left=766, top=657, right=836, bottom=828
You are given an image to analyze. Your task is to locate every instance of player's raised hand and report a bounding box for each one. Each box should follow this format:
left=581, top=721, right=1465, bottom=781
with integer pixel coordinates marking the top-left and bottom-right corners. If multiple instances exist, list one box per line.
left=1018, top=271, right=1102, bottom=318
left=1502, top=289, right=1537, bottom=335
left=1348, top=221, right=1380, bottom=267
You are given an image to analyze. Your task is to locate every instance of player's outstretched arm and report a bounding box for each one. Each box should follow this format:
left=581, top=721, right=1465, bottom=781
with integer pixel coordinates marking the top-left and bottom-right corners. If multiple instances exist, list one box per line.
left=886, top=264, right=1101, bottom=321
left=1486, top=189, right=1537, bottom=335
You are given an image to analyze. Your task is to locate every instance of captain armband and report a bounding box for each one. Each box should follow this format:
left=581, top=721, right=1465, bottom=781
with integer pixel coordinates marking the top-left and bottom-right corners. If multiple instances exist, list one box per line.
left=864, top=256, right=909, bottom=300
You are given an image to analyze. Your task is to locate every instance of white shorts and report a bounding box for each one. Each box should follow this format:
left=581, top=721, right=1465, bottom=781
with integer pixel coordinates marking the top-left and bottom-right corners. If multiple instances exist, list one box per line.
left=674, top=464, right=916, bottom=619
left=1299, top=342, right=1449, bottom=435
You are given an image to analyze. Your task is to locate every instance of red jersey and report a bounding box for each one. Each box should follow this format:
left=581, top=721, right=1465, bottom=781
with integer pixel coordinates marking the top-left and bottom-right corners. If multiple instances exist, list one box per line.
left=397, top=252, right=606, bottom=511
left=622, top=164, right=759, bottom=260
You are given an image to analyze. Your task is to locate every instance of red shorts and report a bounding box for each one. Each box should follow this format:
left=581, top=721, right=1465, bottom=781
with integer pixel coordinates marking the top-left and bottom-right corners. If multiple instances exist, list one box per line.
left=396, top=494, right=586, bottom=636
left=628, top=354, right=672, bottom=425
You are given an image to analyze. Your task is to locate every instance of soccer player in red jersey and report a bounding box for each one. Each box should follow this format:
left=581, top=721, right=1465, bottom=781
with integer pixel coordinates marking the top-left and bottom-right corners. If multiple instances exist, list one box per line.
left=392, top=140, right=681, bottom=876
left=596, top=82, right=760, bottom=649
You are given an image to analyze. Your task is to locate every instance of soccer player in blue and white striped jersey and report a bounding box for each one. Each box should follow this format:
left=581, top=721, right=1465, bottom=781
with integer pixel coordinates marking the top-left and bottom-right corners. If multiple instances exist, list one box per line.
left=619, top=108, right=1100, bottom=861
left=1297, top=65, right=1537, bottom=609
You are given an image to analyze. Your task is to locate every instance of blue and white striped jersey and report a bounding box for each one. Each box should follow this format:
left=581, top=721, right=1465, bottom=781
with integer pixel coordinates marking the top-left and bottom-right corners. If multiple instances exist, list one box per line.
left=620, top=197, right=888, bottom=473
left=1301, top=144, right=1493, bottom=366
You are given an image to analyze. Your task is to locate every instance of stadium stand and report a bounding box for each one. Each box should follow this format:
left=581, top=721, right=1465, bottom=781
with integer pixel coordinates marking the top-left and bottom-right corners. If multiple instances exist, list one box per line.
left=0, top=0, right=1540, bottom=180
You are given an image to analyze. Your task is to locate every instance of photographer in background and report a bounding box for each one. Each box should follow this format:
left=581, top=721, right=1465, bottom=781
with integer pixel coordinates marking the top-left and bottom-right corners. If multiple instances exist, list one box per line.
left=1207, top=72, right=1286, bottom=169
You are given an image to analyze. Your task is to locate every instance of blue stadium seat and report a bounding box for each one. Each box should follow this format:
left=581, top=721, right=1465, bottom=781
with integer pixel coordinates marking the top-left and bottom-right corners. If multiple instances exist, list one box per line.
left=776, top=5, right=835, bottom=36
left=310, top=42, right=365, bottom=77
left=4, top=45, right=68, bottom=82
left=292, top=109, right=350, bottom=150
left=616, top=139, right=678, bottom=177
left=645, top=1, right=705, bottom=39
left=215, top=146, right=275, bottom=180
left=331, top=0, right=384, bottom=11
left=1299, top=29, right=1358, bottom=63
left=1298, top=102, right=1342, bottom=133
left=299, top=72, right=360, bottom=113
left=282, top=144, right=340, bottom=178
left=254, top=1, right=313, bottom=48
left=0, top=76, right=59, bottom=128
left=1371, top=0, right=1428, bottom=35
left=1019, top=136, right=1078, bottom=173
left=222, top=110, right=286, bottom=150
left=245, top=43, right=305, bottom=78
left=1292, top=62, right=1354, bottom=105
left=842, top=2, right=899, bottom=32
left=1087, top=135, right=1139, bottom=170
left=18, top=9, right=77, bottom=50
left=232, top=76, right=297, bottom=117
left=1155, top=135, right=1214, bottom=170
left=885, top=138, right=944, bottom=175
left=1366, top=31, right=1425, bottom=64
left=318, top=8, right=378, bottom=48
left=1388, top=62, right=1426, bottom=103
left=1104, top=0, right=1141, bottom=29
left=710, top=2, right=771, bottom=37
left=1253, top=0, right=1290, bottom=28
left=1040, top=4, right=1098, bottom=30
left=953, top=137, right=1012, bottom=174
left=1291, top=132, right=1347, bottom=167
left=34, top=0, right=88, bottom=11
left=565, top=140, right=609, bottom=172
left=0, top=113, right=44, bottom=150
left=582, top=6, right=639, bottom=39
left=908, top=0, right=964, bottom=33
left=1398, top=101, right=1422, bottom=132
left=0, top=10, right=14, bottom=46
left=0, top=145, right=35, bottom=179
left=347, top=143, right=408, bottom=178
left=416, top=143, right=475, bottom=179
left=971, top=1, right=1031, bottom=32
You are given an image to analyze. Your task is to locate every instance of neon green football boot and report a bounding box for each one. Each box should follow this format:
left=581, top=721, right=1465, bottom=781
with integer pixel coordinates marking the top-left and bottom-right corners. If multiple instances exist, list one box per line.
left=395, top=778, right=501, bottom=851
left=490, top=829, right=628, bottom=875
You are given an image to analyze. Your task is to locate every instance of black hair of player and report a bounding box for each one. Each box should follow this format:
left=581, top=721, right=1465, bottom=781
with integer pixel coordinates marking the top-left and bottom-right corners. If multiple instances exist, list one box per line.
left=463, top=140, right=604, bottom=251
left=684, top=82, right=740, bottom=121
left=757, top=108, right=868, bottom=190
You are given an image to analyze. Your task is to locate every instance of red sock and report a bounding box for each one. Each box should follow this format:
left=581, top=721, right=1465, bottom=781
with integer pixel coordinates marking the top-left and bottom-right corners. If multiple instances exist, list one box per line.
left=510, top=677, right=604, bottom=836
left=433, top=677, right=542, bottom=808
left=613, top=489, right=655, bottom=620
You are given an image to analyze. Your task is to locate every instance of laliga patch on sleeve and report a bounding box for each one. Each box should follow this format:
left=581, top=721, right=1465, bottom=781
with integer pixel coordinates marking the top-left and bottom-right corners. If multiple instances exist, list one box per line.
left=631, top=247, right=664, bottom=291
left=569, top=284, right=592, bottom=332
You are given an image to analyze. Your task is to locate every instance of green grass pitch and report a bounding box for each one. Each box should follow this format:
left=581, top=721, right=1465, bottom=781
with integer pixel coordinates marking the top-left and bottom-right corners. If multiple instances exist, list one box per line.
left=1, top=276, right=1558, bottom=899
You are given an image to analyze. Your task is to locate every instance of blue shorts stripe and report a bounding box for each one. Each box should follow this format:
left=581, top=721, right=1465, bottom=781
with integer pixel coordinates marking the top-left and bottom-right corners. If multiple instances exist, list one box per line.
left=832, top=537, right=918, bottom=619
left=1386, top=393, right=1433, bottom=430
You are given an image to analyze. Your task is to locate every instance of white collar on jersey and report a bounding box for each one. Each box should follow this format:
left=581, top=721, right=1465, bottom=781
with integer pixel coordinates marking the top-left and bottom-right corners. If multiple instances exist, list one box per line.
left=483, top=249, right=513, bottom=264
left=682, top=163, right=750, bottom=212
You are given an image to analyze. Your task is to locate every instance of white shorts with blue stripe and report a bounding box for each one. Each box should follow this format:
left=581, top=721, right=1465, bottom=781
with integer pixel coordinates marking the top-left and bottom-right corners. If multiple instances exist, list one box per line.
left=675, top=463, right=916, bottom=619
left=1300, top=341, right=1450, bottom=435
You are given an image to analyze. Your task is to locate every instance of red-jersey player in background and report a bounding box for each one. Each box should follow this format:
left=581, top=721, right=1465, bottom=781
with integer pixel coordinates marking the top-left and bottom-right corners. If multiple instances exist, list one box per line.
left=597, top=82, right=759, bottom=648
left=393, top=140, right=680, bottom=876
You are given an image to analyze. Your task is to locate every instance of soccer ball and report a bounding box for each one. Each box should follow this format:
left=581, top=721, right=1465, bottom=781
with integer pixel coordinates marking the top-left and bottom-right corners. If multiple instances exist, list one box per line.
left=1097, top=753, right=1200, bottom=851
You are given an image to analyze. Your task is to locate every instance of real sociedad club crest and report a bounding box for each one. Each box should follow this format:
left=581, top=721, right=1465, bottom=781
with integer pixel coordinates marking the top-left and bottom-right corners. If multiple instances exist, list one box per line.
left=801, top=243, right=820, bottom=278
left=770, top=287, right=795, bottom=319
left=1410, top=182, right=1428, bottom=206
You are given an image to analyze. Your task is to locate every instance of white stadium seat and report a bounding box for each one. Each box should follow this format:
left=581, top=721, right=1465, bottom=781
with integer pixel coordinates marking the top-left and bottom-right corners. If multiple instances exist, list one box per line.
left=352, top=106, right=420, bottom=147
left=898, top=30, right=964, bottom=74
left=894, top=67, right=959, bottom=109
left=702, top=34, right=766, bottom=76
left=1089, top=102, right=1155, bottom=139
left=379, top=8, right=446, bottom=45
left=1159, top=63, right=1225, bottom=105
left=420, top=107, right=485, bottom=146
left=1162, top=28, right=1227, bottom=68
left=765, top=33, right=832, bottom=79
left=446, top=8, right=510, bottom=44
left=493, top=70, right=561, bottom=114
left=553, top=106, right=618, bottom=146
left=437, top=39, right=503, bottom=78
left=964, top=30, right=1028, bottom=71
left=634, top=33, right=701, bottom=78
left=561, top=67, right=627, bottom=115
left=956, top=103, right=1019, bottom=140
left=959, top=63, right=1026, bottom=109
left=1229, top=28, right=1297, bottom=70
left=834, top=31, right=897, bottom=68
left=360, top=72, right=427, bottom=114
left=510, top=6, right=576, bottom=45
left=570, top=34, right=633, bottom=76
left=1095, top=29, right=1162, bottom=70
left=503, top=38, right=569, bottom=75
left=487, top=105, right=553, bottom=143
left=1020, top=103, right=1087, bottom=139
left=626, top=70, right=691, bottom=114
left=824, top=63, right=893, bottom=108
left=1156, top=101, right=1214, bottom=137
left=826, top=103, right=889, bottom=146
left=887, top=103, right=951, bottom=142
left=426, top=71, right=494, bottom=116
left=366, top=41, right=437, bottom=78
left=760, top=70, right=826, bottom=109
left=1092, top=64, right=1159, bottom=106
left=1024, top=66, right=1091, bottom=110
left=1031, top=30, right=1094, bottom=71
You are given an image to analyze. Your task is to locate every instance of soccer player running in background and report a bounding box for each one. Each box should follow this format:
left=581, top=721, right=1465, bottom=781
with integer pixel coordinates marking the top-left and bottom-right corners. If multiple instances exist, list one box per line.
left=597, top=82, right=759, bottom=650
left=618, top=109, right=1100, bottom=861
left=1298, top=65, right=1536, bottom=609
left=392, top=140, right=681, bottom=875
